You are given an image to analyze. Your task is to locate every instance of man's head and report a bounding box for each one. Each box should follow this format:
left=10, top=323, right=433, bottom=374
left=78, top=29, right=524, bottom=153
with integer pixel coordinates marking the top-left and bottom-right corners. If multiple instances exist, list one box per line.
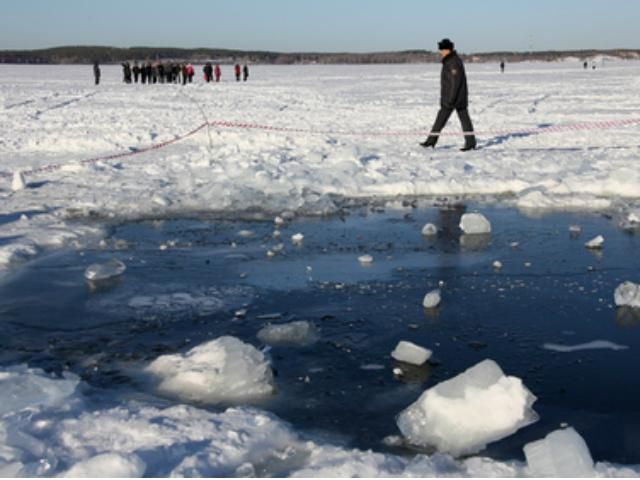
left=438, top=38, right=454, bottom=57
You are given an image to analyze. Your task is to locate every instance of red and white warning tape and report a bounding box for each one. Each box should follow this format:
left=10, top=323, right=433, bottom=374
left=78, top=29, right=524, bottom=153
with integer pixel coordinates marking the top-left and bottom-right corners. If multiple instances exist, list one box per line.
left=2, top=117, right=639, bottom=180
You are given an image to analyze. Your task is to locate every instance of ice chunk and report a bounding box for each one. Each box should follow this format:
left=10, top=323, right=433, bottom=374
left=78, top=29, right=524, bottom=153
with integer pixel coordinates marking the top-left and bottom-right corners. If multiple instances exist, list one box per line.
left=396, top=359, right=538, bottom=456
left=63, top=453, right=146, bottom=478
left=358, top=254, right=373, bottom=264
left=143, top=336, right=274, bottom=404
left=274, top=216, right=285, bottom=226
left=524, top=427, right=594, bottom=477
left=391, top=341, right=432, bottom=365
left=257, top=320, right=318, bottom=346
left=459, top=213, right=491, bottom=235
left=421, top=223, right=437, bottom=236
left=614, top=281, right=640, bottom=308
left=11, top=171, right=26, bottom=191
left=84, top=258, right=126, bottom=281
left=584, top=235, right=604, bottom=249
left=422, top=289, right=441, bottom=308
left=291, top=232, right=304, bottom=245
left=0, top=365, right=79, bottom=415
left=492, top=260, right=503, bottom=270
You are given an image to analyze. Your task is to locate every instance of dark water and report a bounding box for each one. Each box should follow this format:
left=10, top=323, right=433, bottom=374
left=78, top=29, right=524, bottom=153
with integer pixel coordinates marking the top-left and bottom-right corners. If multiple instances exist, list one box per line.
left=1, top=201, right=640, bottom=464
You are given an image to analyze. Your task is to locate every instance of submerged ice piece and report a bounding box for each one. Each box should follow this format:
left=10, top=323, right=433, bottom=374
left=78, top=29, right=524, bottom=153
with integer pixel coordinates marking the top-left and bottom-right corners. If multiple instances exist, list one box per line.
left=524, top=427, right=595, bottom=477
left=614, top=281, right=640, bottom=308
left=459, top=213, right=491, bottom=235
left=396, top=359, right=538, bottom=456
left=84, top=258, right=126, bottom=281
left=257, top=320, right=318, bottom=346
left=421, top=223, right=438, bottom=236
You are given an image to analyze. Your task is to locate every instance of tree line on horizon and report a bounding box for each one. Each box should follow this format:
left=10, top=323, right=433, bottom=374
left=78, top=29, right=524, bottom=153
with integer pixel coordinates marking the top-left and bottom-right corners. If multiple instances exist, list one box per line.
left=1, top=46, right=639, bottom=65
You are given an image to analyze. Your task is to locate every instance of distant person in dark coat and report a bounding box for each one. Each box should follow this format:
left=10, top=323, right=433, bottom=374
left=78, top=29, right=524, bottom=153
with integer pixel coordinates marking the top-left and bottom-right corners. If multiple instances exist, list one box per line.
left=122, top=62, right=132, bottom=83
left=420, top=38, right=476, bottom=151
left=500, top=61, right=505, bottom=73
left=93, top=61, right=100, bottom=85
left=243, top=64, right=249, bottom=81
left=132, top=61, right=140, bottom=83
left=203, top=62, right=213, bottom=82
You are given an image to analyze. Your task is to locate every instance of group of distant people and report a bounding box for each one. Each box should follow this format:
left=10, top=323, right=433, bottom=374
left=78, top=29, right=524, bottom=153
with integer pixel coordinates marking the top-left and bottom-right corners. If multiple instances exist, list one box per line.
left=92, top=61, right=249, bottom=85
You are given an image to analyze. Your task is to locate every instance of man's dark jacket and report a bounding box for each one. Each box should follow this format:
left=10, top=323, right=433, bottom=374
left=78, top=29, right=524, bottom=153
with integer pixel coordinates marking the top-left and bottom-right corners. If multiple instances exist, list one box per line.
left=440, top=51, right=469, bottom=110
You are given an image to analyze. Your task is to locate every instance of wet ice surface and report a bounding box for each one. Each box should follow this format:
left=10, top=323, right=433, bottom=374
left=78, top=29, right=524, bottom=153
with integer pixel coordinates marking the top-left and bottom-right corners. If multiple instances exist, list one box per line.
left=2, top=201, right=640, bottom=464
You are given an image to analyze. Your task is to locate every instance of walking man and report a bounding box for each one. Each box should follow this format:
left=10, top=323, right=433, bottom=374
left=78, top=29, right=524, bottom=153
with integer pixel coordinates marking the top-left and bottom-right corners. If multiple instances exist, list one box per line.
left=420, top=38, right=476, bottom=151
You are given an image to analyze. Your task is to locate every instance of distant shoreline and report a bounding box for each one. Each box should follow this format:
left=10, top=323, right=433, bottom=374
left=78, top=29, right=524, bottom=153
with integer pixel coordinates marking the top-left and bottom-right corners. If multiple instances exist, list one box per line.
left=1, top=46, right=639, bottom=65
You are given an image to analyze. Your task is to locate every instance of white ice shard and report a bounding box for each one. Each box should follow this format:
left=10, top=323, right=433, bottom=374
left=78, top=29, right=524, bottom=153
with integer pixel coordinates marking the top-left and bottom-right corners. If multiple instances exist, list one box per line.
left=291, top=232, right=304, bottom=245
left=143, top=336, right=274, bottom=404
left=585, top=235, right=604, bottom=249
left=11, top=171, right=26, bottom=191
left=391, top=341, right=432, bottom=365
left=524, top=427, right=595, bottom=477
left=396, top=359, right=538, bottom=456
left=492, top=260, right=503, bottom=270
left=459, top=213, right=491, bottom=235
left=358, top=254, right=373, bottom=264
left=614, top=281, right=640, bottom=308
left=84, top=258, right=126, bottom=281
left=422, top=289, right=441, bottom=308
left=257, top=320, right=318, bottom=346
left=421, top=223, right=438, bottom=236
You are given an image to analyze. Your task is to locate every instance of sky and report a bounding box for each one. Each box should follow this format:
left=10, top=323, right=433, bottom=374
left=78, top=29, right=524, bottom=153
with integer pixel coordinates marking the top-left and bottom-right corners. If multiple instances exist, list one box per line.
left=0, top=0, right=638, bottom=53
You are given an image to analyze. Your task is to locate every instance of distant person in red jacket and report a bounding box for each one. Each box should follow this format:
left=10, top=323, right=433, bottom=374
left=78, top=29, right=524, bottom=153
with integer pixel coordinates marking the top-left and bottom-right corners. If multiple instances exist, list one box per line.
left=214, top=64, right=221, bottom=82
left=234, top=63, right=241, bottom=81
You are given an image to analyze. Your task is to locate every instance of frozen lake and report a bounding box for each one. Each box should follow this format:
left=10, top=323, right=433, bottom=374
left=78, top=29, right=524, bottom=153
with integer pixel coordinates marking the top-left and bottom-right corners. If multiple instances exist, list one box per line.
left=1, top=63, right=640, bottom=476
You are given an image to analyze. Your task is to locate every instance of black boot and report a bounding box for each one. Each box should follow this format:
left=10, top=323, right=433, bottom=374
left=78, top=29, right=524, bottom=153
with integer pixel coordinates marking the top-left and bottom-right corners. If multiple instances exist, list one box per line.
left=460, top=139, right=477, bottom=152
left=420, top=137, right=437, bottom=148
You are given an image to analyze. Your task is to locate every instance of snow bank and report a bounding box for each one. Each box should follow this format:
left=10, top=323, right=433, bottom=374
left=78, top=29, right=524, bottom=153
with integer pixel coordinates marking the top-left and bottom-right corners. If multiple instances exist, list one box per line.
left=257, top=320, right=319, bottom=346
left=396, top=359, right=538, bottom=456
left=391, top=341, right=432, bottom=365
left=614, top=281, right=640, bottom=308
left=142, top=336, right=274, bottom=404
left=524, top=427, right=595, bottom=477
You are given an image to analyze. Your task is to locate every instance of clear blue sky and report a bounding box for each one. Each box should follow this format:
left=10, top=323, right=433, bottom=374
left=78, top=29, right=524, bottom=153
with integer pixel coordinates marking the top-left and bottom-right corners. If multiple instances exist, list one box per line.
left=1, top=0, right=638, bottom=53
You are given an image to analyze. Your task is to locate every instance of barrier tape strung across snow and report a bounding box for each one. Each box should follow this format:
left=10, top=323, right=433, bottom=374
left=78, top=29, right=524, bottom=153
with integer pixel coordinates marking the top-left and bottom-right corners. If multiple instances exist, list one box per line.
left=2, top=117, right=640, bottom=180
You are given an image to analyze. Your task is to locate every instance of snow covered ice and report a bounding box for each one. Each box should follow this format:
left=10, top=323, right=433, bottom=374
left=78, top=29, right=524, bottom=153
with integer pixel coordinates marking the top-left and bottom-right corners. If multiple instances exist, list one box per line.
left=524, top=427, right=595, bottom=477
left=391, top=340, right=432, bottom=365
left=141, top=336, right=274, bottom=404
left=396, top=359, right=538, bottom=456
